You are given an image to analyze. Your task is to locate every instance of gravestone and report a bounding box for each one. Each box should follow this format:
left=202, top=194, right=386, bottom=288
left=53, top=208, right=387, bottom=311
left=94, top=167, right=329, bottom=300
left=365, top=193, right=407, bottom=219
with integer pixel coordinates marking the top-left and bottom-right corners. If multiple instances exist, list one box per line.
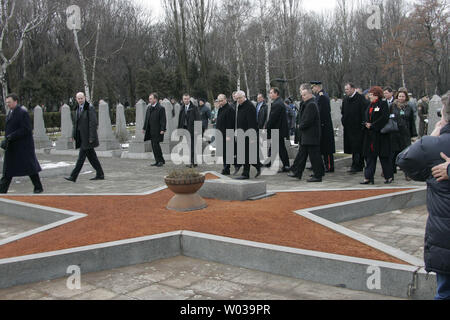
left=199, top=179, right=267, bottom=201
left=161, top=99, right=176, bottom=154
left=428, top=95, right=442, bottom=135
left=173, top=103, right=181, bottom=131
left=55, top=104, right=74, bottom=150
left=97, top=100, right=121, bottom=151
left=33, top=106, right=52, bottom=149
left=115, top=103, right=129, bottom=143
left=129, top=99, right=151, bottom=153
left=331, top=99, right=344, bottom=152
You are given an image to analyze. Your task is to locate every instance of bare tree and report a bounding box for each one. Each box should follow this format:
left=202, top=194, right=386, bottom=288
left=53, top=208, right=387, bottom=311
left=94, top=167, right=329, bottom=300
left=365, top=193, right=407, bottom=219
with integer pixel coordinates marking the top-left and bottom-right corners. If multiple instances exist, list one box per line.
left=0, top=0, right=47, bottom=111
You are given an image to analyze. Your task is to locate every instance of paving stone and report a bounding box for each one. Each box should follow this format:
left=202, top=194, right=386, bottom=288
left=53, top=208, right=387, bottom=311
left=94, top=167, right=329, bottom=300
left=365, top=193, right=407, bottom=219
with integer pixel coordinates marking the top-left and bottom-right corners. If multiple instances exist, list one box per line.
left=228, top=269, right=302, bottom=293
left=187, top=279, right=246, bottom=299
left=72, top=288, right=118, bottom=300
left=33, top=278, right=97, bottom=299
left=160, top=273, right=204, bottom=289
left=126, top=284, right=195, bottom=300
left=83, top=271, right=152, bottom=295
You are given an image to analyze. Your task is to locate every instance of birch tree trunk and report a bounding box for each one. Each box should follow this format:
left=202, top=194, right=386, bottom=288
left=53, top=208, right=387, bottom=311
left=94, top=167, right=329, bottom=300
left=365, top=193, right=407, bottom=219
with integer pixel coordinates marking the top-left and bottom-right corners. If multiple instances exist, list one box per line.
left=73, top=29, right=91, bottom=102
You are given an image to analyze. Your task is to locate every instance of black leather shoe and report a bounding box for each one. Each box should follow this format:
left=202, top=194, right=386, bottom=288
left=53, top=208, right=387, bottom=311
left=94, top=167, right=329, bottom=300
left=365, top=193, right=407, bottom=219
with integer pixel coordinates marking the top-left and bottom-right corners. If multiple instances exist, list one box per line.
left=288, top=172, right=300, bottom=178
left=90, top=176, right=105, bottom=181
left=255, top=168, right=262, bottom=179
left=151, top=162, right=159, bottom=167
left=307, top=177, right=322, bottom=183
left=221, top=170, right=231, bottom=176
left=34, top=189, right=44, bottom=194
left=278, top=167, right=290, bottom=173
left=156, top=162, right=164, bottom=167
left=235, top=175, right=250, bottom=180
left=360, top=180, right=374, bottom=185
left=384, top=178, right=394, bottom=184
left=64, top=177, right=76, bottom=183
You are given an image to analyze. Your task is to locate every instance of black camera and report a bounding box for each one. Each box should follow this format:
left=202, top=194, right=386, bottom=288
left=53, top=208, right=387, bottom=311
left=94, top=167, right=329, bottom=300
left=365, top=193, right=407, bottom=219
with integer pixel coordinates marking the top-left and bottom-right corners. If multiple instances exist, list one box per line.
left=438, top=110, right=442, bottom=118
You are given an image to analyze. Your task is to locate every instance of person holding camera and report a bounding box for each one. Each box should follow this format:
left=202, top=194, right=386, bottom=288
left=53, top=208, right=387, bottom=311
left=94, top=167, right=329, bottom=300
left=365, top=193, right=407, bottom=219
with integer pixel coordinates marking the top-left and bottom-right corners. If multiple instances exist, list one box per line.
left=397, top=93, right=450, bottom=300
left=0, top=94, right=43, bottom=194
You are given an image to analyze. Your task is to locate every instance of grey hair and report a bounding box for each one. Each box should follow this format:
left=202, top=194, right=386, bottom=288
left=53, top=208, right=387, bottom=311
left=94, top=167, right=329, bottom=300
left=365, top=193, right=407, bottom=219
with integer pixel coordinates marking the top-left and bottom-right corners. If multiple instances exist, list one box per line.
left=300, top=84, right=312, bottom=94
left=235, top=90, right=246, bottom=99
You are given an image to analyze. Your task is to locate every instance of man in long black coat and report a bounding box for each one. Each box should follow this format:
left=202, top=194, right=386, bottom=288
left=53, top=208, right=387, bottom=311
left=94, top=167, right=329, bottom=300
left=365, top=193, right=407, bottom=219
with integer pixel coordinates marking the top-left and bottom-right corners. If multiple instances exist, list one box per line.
left=216, top=94, right=236, bottom=175
left=256, top=94, right=268, bottom=130
left=178, top=94, right=201, bottom=167
left=144, top=93, right=167, bottom=167
left=65, top=92, right=104, bottom=182
left=342, top=83, right=369, bottom=173
left=288, top=86, right=324, bottom=182
left=312, top=82, right=336, bottom=173
left=266, top=87, right=291, bottom=172
left=234, top=91, right=261, bottom=180
left=0, top=93, right=43, bottom=194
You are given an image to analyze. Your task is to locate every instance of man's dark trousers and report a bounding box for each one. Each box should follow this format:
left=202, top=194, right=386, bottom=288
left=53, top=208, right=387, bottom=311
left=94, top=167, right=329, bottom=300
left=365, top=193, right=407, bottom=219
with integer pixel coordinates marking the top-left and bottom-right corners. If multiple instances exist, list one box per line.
left=71, top=148, right=104, bottom=180
left=291, top=145, right=324, bottom=179
left=152, top=140, right=165, bottom=164
left=0, top=174, right=43, bottom=194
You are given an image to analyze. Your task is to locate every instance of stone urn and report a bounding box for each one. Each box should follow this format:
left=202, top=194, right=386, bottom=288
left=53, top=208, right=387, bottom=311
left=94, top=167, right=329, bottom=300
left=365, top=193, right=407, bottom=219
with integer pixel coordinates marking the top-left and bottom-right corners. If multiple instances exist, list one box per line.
left=165, top=172, right=207, bottom=212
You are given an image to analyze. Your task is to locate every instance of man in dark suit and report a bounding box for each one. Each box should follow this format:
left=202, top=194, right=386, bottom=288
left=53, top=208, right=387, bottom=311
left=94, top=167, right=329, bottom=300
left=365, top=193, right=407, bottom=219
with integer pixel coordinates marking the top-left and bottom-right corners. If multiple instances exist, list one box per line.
left=0, top=93, right=43, bottom=194
left=178, top=93, right=201, bottom=167
left=266, top=87, right=291, bottom=173
left=256, top=94, right=268, bottom=130
left=288, top=85, right=324, bottom=182
left=311, top=81, right=336, bottom=173
left=342, top=83, right=369, bottom=173
left=65, top=92, right=104, bottom=182
left=143, top=93, right=167, bottom=167
left=216, top=94, right=236, bottom=175
left=234, top=91, right=261, bottom=180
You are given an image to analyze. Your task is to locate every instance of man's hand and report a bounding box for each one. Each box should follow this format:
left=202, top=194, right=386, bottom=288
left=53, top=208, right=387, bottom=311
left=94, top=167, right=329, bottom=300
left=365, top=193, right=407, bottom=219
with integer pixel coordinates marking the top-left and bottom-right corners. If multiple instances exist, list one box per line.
left=160, top=131, right=165, bottom=135
left=432, top=153, right=450, bottom=182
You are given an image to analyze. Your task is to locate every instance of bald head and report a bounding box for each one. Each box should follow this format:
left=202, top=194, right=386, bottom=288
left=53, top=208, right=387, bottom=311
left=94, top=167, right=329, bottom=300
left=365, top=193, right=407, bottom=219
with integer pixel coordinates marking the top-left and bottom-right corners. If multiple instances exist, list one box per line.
left=76, top=92, right=86, bottom=106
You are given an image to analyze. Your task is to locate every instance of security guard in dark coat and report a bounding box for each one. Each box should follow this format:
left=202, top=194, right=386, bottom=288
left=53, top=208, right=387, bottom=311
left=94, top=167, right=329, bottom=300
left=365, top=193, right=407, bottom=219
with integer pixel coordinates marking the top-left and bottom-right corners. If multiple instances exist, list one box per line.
left=65, top=92, right=104, bottom=182
left=215, top=94, right=236, bottom=175
left=144, top=93, right=167, bottom=167
left=266, top=87, right=291, bottom=172
left=289, top=86, right=324, bottom=182
left=0, top=93, right=43, bottom=194
left=178, top=94, right=201, bottom=167
left=311, top=81, right=336, bottom=173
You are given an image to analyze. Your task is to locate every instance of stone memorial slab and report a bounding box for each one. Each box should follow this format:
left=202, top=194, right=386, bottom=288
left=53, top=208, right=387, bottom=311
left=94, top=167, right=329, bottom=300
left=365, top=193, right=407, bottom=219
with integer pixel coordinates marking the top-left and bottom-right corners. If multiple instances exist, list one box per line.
left=129, top=100, right=151, bottom=153
left=55, top=104, right=74, bottom=150
left=199, top=179, right=267, bottom=201
left=115, top=103, right=129, bottom=143
left=97, top=101, right=121, bottom=151
left=33, top=106, right=52, bottom=149
left=427, top=95, right=442, bottom=135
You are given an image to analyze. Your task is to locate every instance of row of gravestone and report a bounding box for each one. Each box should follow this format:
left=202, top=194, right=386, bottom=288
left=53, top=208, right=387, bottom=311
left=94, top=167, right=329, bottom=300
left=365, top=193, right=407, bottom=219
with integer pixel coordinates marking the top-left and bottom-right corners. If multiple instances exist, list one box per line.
left=33, top=99, right=192, bottom=153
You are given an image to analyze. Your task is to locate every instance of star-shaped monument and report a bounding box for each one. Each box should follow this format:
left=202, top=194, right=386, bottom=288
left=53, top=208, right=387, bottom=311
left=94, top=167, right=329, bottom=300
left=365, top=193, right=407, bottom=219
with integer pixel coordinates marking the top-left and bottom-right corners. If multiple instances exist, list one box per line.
left=0, top=174, right=413, bottom=265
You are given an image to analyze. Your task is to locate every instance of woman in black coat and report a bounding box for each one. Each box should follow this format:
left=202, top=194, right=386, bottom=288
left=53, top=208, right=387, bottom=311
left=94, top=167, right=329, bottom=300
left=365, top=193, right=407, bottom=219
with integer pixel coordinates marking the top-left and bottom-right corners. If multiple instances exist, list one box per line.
left=390, top=89, right=418, bottom=178
left=361, top=86, right=393, bottom=184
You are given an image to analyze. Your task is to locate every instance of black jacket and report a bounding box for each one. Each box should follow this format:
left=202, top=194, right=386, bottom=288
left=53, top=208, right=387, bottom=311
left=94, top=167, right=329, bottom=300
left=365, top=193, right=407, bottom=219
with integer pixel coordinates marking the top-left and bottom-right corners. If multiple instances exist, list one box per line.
left=256, top=102, right=268, bottom=130
left=236, top=99, right=258, bottom=132
left=3, top=106, right=42, bottom=178
left=397, top=124, right=450, bottom=274
left=390, top=100, right=418, bottom=152
left=298, top=98, right=321, bottom=146
left=143, top=103, right=167, bottom=143
left=266, top=97, right=289, bottom=139
left=178, top=102, right=200, bottom=134
left=216, top=103, right=235, bottom=137
left=362, top=99, right=390, bottom=157
left=316, top=91, right=336, bottom=154
left=342, top=92, right=369, bottom=154
left=72, top=101, right=100, bottom=150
